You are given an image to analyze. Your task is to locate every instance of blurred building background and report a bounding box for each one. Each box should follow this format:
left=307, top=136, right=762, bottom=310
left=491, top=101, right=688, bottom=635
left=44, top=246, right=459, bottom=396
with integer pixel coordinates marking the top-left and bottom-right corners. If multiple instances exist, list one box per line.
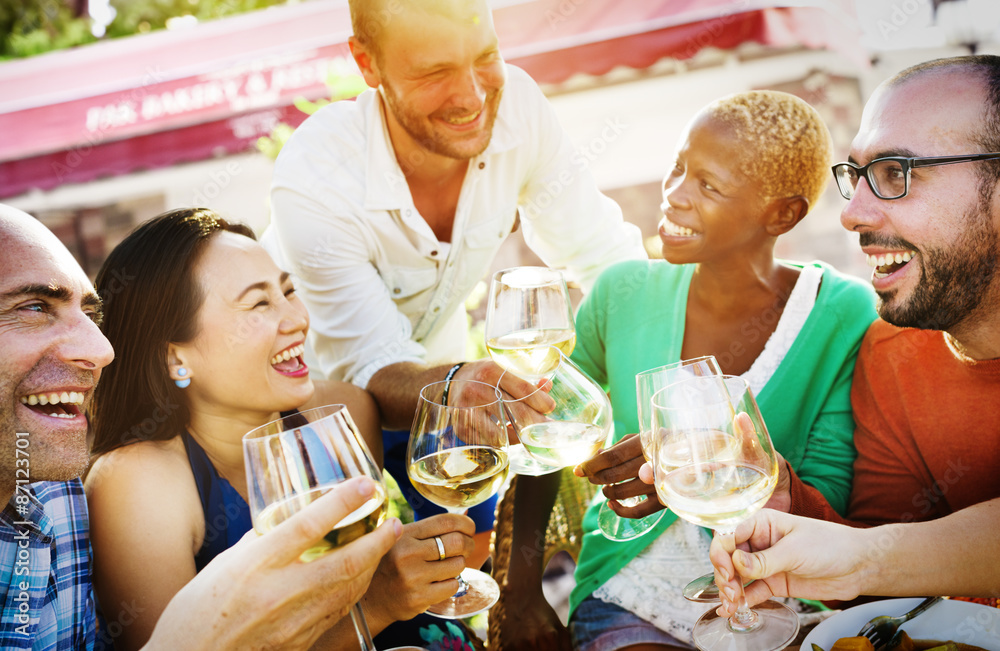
left=3, top=0, right=1000, bottom=283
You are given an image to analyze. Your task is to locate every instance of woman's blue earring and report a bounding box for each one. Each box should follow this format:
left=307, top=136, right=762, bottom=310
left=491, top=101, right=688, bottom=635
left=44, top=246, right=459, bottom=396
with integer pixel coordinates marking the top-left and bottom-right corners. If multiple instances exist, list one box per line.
left=175, top=367, right=191, bottom=389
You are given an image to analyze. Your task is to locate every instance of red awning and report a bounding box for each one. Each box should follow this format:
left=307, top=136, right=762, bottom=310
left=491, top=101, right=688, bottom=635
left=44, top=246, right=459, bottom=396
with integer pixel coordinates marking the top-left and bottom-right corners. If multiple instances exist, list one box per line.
left=0, top=0, right=862, bottom=198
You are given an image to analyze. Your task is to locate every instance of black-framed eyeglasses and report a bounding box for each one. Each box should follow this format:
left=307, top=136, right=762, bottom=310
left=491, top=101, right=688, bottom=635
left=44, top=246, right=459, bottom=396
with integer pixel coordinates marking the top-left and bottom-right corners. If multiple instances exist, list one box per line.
left=831, top=152, right=1000, bottom=200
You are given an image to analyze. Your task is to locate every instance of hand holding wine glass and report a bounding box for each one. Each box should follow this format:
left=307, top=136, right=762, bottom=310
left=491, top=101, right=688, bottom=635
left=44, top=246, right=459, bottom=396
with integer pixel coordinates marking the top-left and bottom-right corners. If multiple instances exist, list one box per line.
left=500, top=348, right=611, bottom=470
left=650, top=375, right=799, bottom=650
left=593, top=355, right=723, bottom=542
left=406, top=380, right=510, bottom=618
left=243, top=404, right=388, bottom=651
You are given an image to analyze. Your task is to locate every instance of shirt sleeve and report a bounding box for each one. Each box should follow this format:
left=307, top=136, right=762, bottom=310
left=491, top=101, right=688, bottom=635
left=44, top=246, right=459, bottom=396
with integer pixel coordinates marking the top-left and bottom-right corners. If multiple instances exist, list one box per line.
left=512, top=70, right=646, bottom=293
left=267, top=188, right=427, bottom=387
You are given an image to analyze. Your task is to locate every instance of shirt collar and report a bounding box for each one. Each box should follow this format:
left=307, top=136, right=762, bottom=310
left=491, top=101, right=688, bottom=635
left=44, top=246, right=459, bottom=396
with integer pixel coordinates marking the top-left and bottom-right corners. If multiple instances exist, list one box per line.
left=0, top=485, right=53, bottom=539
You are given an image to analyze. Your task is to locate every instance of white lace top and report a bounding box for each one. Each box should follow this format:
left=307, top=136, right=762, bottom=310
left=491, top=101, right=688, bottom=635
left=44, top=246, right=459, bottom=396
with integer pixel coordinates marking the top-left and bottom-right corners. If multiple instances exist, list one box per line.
left=592, top=264, right=823, bottom=644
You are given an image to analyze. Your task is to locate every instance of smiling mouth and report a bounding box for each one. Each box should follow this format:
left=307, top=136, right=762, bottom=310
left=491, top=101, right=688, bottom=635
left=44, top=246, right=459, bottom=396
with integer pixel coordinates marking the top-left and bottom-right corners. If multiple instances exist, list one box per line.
left=867, top=250, right=918, bottom=279
left=19, top=391, right=85, bottom=419
left=662, top=217, right=699, bottom=238
left=271, top=343, right=307, bottom=375
left=441, top=110, right=481, bottom=126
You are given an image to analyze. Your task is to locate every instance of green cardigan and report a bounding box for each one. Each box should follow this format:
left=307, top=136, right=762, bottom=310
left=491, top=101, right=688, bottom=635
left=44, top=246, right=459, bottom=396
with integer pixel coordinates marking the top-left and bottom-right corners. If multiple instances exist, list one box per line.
left=567, top=259, right=877, bottom=615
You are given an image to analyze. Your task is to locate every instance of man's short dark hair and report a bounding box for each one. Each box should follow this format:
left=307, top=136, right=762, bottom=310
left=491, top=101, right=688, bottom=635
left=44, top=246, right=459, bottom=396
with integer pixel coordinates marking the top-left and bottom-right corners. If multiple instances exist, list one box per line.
left=889, top=55, right=1000, bottom=188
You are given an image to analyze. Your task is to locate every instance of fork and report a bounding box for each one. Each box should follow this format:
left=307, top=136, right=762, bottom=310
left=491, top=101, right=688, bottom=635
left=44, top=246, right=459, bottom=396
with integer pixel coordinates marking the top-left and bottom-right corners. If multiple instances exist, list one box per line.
left=856, top=596, right=943, bottom=649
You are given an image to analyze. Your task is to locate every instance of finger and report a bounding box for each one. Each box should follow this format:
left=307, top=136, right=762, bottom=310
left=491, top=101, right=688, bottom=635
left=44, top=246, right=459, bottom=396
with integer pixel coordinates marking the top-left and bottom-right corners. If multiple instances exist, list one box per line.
left=258, top=477, right=380, bottom=564
left=408, top=512, right=476, bottom=538
left=638, top=462, right=654, bottom=484
left=306, top=518, right=401, bottom=607
left=574, top=434, right=640, bottom=478
left=611, top=495, right=665, bottom=519
left=601, top=476, right=653, bottom=500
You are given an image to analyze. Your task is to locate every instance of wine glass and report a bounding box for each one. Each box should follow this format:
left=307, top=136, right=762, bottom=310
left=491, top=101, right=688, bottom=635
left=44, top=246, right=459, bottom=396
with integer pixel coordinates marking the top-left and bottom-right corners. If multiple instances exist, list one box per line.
left=485, top=266, right=576, bottom=473
left=498, top=349, right=611, bottom=470
left=406, top=380, right=510, bottom=619
left=598, top=356, right=723, bottom=541
left=485, top=266, right=575, bottom=381
left=650, top=375, right=799, bottom=650
left=243, top=404, right=386, bottom=651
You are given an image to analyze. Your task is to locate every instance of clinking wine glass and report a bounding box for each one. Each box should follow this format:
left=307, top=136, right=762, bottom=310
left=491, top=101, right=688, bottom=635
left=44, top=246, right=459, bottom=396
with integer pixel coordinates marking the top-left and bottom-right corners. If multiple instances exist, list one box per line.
left=243, top=404, right=386, bottom=651
left=485, top=266, right=576, bottom=473
left=485, top=266, right=575, bottom=380
left=650, top=376, right=799, bottom=650
left=406, top=380, right=510, bottom=618
left=598, top=355, right=724, bottom=542
left=498, top=348, right=611, bottom=470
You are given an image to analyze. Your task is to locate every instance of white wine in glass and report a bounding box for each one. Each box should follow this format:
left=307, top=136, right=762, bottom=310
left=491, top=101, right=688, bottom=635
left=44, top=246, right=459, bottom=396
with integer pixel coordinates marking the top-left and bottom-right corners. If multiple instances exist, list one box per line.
left=650, top=375, right=798, bottom=650
left=598, top=356, right=723, bottom=542
left=243, top=405, right=385, bottom=651
left=406, top=380, right=509, bottom=619
left=498, top=352, right=611, bottom=470
left=485, top=266, right=575, bottom=380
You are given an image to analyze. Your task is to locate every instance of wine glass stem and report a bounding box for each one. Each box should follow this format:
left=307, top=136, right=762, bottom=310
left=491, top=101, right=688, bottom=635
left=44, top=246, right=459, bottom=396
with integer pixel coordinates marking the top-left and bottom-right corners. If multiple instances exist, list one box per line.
left=350, top=602, right=377, bottom=650
left=717, top=529, right=761, bottom=633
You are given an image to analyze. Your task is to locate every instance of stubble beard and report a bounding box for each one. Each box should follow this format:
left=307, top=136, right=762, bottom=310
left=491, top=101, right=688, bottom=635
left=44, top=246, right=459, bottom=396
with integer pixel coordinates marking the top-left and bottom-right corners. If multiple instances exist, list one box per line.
left=875, top=183, right=999, bottom=331
left=381, top=79, right=502, bottom=162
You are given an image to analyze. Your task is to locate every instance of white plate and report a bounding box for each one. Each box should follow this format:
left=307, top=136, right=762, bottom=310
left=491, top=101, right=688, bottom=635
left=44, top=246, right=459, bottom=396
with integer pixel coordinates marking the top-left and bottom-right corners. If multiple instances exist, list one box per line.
left=802, top=598, right=1000, bottom=649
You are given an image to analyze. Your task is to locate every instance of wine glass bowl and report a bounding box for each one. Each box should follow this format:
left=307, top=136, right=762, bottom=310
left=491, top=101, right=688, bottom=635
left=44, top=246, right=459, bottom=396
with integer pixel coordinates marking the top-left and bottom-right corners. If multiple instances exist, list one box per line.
left=499, top=351, right=612, bottom=469
left=243, top=404, right=385, bottom=649
left=406, top=380, right=509, bottom=618
left=485, top=266, right=576, bottom=380
left=596, top=356, right=723, bottom=542
left=650, top=375, right=797, bottom=650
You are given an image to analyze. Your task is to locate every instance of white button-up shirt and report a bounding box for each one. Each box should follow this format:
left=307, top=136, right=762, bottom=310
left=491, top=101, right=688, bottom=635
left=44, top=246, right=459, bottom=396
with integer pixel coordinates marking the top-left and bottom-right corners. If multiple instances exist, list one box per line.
left=262, top=65, right=645, bottom=388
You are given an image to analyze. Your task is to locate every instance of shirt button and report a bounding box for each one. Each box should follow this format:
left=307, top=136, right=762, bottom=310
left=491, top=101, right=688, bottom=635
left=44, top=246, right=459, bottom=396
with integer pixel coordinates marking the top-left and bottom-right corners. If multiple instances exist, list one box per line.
left=478, top=162, right=485, bottom=170
left=393, top=288, right=401, bottom=294
left=433, top=306, right=441, bottom=313
left=405, top=209, right=412, bottom=216
left=431, top=250, right=438, bottom=257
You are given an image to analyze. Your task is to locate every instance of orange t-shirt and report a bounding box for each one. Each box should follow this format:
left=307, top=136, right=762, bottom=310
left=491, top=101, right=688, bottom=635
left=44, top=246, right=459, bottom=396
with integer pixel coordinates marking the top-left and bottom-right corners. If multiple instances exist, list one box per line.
left=790, top=319, right=1000, bottom=525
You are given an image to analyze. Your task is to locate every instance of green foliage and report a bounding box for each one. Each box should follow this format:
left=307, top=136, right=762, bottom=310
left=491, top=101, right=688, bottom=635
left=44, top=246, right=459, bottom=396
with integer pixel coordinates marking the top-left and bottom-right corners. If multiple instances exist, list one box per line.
left=105, top=0, right=286, bottom=39
left=0, top=0, right=96, bottom=59
left=0, top=0, right=291, bottom=60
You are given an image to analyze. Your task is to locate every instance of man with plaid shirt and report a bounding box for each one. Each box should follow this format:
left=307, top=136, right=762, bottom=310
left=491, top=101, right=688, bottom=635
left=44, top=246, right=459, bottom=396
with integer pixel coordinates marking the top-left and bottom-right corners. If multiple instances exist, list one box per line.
left=0, top=204, right=401, bottom=650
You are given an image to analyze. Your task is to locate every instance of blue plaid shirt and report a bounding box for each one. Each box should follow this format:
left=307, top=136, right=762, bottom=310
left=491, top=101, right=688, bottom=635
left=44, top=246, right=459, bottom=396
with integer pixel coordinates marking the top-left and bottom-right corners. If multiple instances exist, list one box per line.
left=0, top=480, right=95, bottom=650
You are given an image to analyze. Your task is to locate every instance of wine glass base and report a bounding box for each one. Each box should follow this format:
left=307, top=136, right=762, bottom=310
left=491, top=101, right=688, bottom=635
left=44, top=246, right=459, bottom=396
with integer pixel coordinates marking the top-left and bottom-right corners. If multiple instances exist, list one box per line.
left=507, top=443, right=561, bottom=476
left=425, top=568, right=500, bottom=619
left=683, top=572, right=753, bottom=603
left=693, top=599, right=799, bottom=651
left=597, top=500, right=664, bottom=541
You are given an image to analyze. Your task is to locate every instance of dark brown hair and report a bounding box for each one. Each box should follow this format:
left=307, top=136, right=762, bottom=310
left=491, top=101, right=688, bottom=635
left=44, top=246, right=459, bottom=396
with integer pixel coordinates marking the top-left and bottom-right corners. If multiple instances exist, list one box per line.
left=89, top=208, right=255, bottom=456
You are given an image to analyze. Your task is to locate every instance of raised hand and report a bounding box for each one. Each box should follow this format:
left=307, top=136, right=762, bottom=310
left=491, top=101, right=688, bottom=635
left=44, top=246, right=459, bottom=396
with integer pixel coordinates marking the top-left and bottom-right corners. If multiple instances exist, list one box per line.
left=575, top=434, right=664, bottom=518
left=145, top=477, right=401, bottom=651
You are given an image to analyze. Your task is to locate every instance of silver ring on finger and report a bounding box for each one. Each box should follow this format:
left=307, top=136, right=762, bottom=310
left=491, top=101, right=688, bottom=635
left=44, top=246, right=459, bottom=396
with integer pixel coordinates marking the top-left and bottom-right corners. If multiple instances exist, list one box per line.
left=433, top=535, right=447, bottom=561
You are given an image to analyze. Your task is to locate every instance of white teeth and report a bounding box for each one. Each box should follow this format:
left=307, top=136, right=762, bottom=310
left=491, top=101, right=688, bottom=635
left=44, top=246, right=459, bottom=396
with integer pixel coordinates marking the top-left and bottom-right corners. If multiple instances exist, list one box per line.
left=866, top=251, right=918, bottom=268
left=664, top=218, right=697, bottom=237
left=446, top=111, right=480, bottom=125
left=271, top=344, right=305, bottom=366
left=21, top=391, right=85, bottom=406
